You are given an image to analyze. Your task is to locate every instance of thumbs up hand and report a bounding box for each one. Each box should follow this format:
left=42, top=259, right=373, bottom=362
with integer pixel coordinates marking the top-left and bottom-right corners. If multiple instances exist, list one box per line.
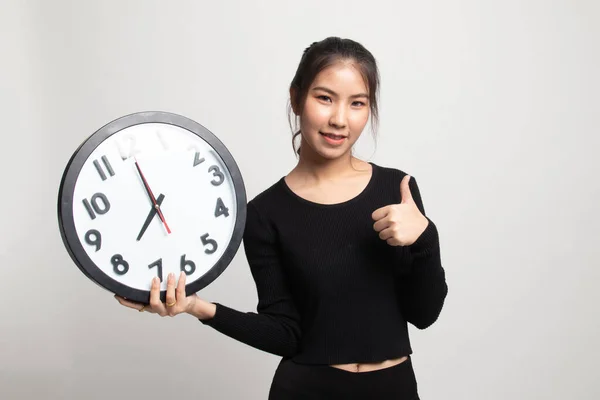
left=372, top=175, right=429, bottom=246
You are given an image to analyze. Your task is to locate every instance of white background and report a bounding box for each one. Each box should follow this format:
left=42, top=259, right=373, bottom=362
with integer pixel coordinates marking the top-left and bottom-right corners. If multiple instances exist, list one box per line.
left=1, top=0, right=598, bottom=399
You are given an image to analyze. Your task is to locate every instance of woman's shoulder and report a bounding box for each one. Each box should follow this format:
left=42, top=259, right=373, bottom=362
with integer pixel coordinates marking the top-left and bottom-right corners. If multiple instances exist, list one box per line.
left=369, top=161, right=427, bottom=205
left=246, top=176, right=288, bottom=214
left=370, top=161, right=411, bottom=182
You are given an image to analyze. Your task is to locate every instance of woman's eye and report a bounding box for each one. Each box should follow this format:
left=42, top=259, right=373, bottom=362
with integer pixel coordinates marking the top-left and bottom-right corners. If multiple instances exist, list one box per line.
left=317, top=95, right=332, bottom=102
left=352, top=101, right=366, bottom=107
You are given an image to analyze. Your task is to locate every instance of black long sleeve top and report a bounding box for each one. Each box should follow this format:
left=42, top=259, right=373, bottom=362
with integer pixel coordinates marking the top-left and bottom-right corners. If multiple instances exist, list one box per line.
left=200, top=162, right=448, bottom=365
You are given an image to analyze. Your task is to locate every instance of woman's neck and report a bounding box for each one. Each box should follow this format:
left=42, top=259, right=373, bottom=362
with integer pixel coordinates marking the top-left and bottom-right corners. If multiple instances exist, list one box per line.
left=293, top=150, right=364, bottom=184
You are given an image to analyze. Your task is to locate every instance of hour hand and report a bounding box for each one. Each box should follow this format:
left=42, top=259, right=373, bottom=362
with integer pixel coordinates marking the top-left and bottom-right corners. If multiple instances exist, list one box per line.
left=137, top=193, right=165, bottom=241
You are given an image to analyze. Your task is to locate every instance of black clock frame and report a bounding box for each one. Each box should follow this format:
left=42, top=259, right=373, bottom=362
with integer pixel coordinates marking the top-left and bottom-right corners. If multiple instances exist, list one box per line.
left=57, top=111, right=247, bottom=304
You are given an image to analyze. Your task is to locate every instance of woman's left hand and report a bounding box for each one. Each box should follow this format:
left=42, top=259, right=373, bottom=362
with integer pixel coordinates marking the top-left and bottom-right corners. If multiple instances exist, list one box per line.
left=372, top=175, right=429, bottom=246
left=115, top=271, right=198, bottom=317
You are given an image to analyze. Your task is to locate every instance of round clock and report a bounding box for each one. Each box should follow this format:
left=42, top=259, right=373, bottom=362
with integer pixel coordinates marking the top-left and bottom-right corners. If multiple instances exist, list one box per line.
left=57, top=111, right=246, bottom=304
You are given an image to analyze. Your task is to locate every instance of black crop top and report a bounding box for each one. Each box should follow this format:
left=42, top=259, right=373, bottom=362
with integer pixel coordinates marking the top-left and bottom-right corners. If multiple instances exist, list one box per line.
left=200, top=162, right=448, bottom=365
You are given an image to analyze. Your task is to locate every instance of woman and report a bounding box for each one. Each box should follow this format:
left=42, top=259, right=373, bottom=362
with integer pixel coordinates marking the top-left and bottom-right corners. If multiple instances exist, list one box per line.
left=116, top=36, right=448, bottom=399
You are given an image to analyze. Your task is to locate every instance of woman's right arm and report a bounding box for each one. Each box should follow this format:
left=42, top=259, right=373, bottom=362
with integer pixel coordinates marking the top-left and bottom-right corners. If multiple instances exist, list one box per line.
left=192, top=201, right=302, bottom=358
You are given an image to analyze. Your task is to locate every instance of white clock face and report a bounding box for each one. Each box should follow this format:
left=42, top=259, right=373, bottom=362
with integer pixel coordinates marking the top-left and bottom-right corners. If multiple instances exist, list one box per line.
left=70, top=122, right=238, bottom=292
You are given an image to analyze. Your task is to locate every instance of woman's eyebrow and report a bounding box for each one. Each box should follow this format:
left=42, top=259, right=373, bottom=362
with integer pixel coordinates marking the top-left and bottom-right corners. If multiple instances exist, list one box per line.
left=311, top=86, right=368, bottom=99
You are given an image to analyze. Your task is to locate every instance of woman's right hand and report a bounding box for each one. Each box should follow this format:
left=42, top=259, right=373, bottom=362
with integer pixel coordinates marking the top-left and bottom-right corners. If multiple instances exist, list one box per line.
left=115, top=271, right=214, bottom=319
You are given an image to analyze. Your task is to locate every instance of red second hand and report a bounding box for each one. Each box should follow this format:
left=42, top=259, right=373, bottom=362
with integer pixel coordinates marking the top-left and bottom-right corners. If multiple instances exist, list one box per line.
left=155, top=205, right=171, bottom=234
left=134, top=158, right=171, bottom=234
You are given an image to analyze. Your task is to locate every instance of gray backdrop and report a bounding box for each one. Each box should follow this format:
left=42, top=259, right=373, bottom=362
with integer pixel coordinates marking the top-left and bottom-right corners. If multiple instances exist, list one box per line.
left=1, top=0, right=598, bottom=399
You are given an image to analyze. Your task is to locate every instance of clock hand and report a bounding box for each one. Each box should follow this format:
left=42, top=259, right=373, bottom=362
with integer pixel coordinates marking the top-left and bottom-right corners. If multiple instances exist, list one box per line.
left=136, top=193, right=165, bottom=241
left=133, top=158, right=172, bottom=234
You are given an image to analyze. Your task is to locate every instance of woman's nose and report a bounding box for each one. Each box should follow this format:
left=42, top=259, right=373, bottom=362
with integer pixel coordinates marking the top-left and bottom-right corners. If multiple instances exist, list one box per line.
left=329, top=106, right=347, bottom=129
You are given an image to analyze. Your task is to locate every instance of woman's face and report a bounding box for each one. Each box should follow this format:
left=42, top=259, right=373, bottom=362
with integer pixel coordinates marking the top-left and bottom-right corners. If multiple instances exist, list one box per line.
left=295, top=61, right=370, bottom=161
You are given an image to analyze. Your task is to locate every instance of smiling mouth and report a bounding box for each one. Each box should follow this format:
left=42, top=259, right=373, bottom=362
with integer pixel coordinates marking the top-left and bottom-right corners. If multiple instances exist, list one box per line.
left=320, top=132, right=347, bottom=140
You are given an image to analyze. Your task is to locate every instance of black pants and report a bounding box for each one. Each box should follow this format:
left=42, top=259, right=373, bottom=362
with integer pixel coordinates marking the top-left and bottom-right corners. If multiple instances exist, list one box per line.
left=268, top=356, right=420, bottom=399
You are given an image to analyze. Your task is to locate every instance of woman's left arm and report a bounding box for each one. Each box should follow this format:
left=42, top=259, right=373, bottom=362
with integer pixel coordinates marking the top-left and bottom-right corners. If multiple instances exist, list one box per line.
left=372, top=175, right=449, bottom=329
left=398, top=176, right=448, bottom=329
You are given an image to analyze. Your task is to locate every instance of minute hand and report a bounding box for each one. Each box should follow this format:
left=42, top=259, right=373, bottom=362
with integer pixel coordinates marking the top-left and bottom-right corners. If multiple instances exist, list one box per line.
left=133, top=158, right=171, bottom=234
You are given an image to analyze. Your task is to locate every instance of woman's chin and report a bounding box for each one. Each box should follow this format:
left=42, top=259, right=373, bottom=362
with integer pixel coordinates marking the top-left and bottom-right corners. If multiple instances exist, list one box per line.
left=301, top=137, right=353, bottom=160
left=315, top=145, right=351, bottom=160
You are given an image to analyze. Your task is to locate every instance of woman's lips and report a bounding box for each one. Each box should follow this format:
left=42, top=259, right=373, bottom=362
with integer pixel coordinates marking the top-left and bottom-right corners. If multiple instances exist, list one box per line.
left=320, top=132, right=347, bottom=145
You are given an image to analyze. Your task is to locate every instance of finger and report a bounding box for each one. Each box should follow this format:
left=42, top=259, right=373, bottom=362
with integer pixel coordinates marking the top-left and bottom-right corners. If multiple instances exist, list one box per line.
left=114, top=295, right=145, bottom=311
left=400, top=175, right=414, bottom=204
left=386, top=237, right=402, bottom=246
left=371, top=205, right=391, bottom=221
left=373, top=216, right=392, bottom=233
left=378, top=226, right=396, bottom=241
left=176, top=271, right=186, bottom=302
left=166, top=272, right=177, bottom=306
left=149, top=276, right=166, bottom=315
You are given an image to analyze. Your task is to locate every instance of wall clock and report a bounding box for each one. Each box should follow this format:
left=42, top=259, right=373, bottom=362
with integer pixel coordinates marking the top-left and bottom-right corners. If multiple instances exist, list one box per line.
left=57, top=111, right=246, bottom=303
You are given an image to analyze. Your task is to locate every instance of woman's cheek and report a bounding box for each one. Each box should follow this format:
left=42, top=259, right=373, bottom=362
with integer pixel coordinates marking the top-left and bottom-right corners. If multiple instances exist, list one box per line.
left=349, top=112, right=369, bottom=131
left=312, top=103, right=331, bottom=122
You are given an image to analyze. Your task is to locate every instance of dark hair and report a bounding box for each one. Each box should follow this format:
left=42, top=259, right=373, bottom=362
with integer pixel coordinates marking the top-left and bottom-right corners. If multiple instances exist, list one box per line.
left=287, top=37, right=380, bottom=156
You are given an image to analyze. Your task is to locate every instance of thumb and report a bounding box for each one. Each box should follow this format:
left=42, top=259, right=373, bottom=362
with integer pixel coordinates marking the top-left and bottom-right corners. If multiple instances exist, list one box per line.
left=400, top=175, right=414, bottom=204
